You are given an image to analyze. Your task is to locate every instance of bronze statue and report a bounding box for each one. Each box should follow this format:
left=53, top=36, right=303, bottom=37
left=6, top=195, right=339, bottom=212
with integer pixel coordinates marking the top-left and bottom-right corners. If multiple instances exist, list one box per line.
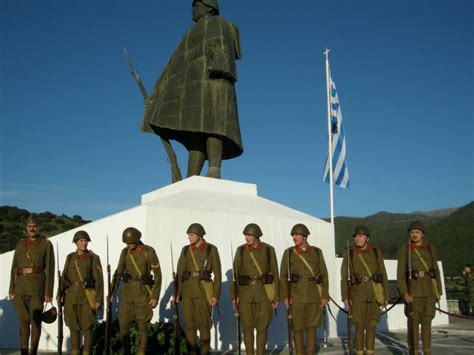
left=141, top=0, right=243, bottom=181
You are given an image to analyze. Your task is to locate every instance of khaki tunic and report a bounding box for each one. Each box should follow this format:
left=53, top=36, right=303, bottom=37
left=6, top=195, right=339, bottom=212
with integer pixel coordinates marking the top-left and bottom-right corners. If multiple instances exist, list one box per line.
left=113, top=244, right=162, bottom=328
left=9, top=237, right=55, bottom=323
left=280, top=246, right=329, bottom=331
left=340, top=244, right=389, bottom=325
left=397, top=242, right=442, bottom=322
left=61, top=251, right=104, bottom=331
left=464, top=272, right=474, bottom=309
left=231, top=242, right=279, bottom=331
left=177, top=241, right=221, bottom=330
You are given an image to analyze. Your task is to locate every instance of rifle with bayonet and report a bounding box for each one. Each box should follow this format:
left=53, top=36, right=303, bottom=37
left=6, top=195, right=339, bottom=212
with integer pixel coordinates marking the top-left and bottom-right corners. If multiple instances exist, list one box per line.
left=170, top=243, right=181, bottom=355
left=286, top=246, right=294, bottom=355
left=406, top=238, right=415, bottom=354
left=104, top=235, right=112, bottom=355
left=231, top=244, right=241, bottom=354
left=346, top=241, right=353, bottom=354
left=122, top=48, right=182, bottom=183
left=56, top=243, right=64, bottom=355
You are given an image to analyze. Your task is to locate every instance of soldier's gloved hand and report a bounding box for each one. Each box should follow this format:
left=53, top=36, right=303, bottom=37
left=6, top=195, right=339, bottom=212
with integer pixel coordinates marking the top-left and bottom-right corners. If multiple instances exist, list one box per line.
left=149, top=299, right=158, bottom=309
left=8, top=293, right=14, bottom=300
left=272, top=300, right=279, bottom=309
left=232, top=297, right=240, bottom=311
left=343, top=298, right=352, bottom=310
left=320, top=298, right=329, bottom=308
left=210, top=297, right=218, bottom=307
left=403, top=293, right=413, bottom=303
left=44, top=296, right=53, bottom=303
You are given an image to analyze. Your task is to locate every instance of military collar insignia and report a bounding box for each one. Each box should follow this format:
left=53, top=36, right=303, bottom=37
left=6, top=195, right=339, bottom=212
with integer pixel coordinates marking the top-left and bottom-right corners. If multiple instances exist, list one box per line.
left=295, top=246, right=312, bottom=255
left=410, top=241, right=427, bottom=249
left=75, top=251, right=90, bottom=259
left=191, top=241, right=207, bottom=252
left=129, top=245, right=144, bottom=254
left=24, top=238, right=42, bottom=247
left=246, top=242, right=264, bottom=252
left=355, top=243, right=372, bottom=255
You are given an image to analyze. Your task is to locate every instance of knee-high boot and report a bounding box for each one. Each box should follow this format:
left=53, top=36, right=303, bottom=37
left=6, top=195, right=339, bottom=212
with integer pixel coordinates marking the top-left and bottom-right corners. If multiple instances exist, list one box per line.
left=243, top=329, right=255, bottom=355
left=293, top=330, right=305, bottom=355
left=365, top=326, right=376, bottom=354
left=421, top=322, right=431, bottom=355
left=185, top=329, right=197, bottom=355
left=256, top=330, right=267, bottom=355
left=199, top=328, right=211, bottom=355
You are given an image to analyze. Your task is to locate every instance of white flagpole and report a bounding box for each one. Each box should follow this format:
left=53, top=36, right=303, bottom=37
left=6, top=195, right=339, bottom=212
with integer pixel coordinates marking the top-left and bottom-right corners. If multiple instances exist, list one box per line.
left=324, top=48, right=335, bottom=226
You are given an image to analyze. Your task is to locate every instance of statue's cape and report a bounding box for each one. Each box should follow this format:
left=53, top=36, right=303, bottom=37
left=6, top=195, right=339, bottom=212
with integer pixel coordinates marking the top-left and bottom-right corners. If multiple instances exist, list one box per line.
left=142, top=16, right=243, bottom=160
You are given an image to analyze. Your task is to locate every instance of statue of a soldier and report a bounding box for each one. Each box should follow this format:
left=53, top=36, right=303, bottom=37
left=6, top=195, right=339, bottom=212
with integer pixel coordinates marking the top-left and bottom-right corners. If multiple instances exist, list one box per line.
left=141, top=0, right=243, bottom=179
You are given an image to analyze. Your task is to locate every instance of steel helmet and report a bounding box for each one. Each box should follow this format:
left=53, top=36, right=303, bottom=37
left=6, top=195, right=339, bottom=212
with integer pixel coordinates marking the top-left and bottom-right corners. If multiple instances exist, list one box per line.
left=243, top=223, right=263, bottom=238
left=122, top=227, right=142, bottom=244
left=73, top=230, right=91, bottom=243
left=290, top=223, right=310, bottom=237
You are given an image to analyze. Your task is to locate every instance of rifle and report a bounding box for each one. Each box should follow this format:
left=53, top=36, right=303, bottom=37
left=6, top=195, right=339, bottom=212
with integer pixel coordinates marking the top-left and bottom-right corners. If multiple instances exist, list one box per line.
left=286, top=246, right=294, bottom=355
left=407, top=238, right=415, bottom=354
left=104, top=235, right=112, bottom=355
left=230, top=244, right=241, bottom=354
left=122, top=48, right=182, bottom=183
left=56, top=243, right=63, bottom=355
left=346, top=241, right=353, bottom=353
left=170, top=243, right=181, bottom=355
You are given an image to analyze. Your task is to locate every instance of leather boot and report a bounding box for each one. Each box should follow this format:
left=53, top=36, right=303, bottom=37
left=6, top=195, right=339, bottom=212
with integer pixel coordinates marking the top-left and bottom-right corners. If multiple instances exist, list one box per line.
left=243, top=329, right=255, bottom=355
left=185, top=329, right=197, bottom=355
left=199, top=328, right=211, bottom=355
left=365, top=326, right=376, bottom=354
left=70, top=330, right=81, bottom=354
left=20, top=322, right=30, bottom=355
left=412, top=321, right=420, bottom=354
left=354, top=324, right=365, bottom=354
left=138, top=324, right=148, bottom=354
left=256, top=330, right=267, bottom=355
left=421, top=322, right=431, bottom=354
left=83, top=329, right=94, bottom=353
left=29, top=322, right=41, bottom=355
left=120, top=334, right=132, bottom=355
left=305, top=327, right=317, bottom=354
left=293, top=331, right=305, bottom=355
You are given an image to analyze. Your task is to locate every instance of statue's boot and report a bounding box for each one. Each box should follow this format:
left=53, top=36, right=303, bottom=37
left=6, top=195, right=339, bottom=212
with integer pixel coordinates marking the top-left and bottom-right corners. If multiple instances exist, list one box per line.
left=256, top=330, right=267, bottom=355
left=199, top=328, right=211, bottom=355
left=243, top=329, right=255, bottom=355
left=293, top=330, right=305, bottom=355
left=206, top=136, right=222, bottom=178
left=305, top=327, right=317, bottom=354
left=185, top=329, right=197, bottom=355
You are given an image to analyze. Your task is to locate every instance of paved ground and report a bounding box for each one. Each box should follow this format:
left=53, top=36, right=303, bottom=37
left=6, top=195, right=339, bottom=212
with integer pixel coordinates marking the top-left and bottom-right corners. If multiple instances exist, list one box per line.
left=1, top=316, right=473, bottom=354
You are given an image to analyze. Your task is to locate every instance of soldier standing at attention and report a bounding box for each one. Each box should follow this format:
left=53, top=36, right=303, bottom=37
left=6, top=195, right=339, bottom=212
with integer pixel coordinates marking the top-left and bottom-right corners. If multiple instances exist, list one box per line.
left=176, top=223, right=222, bottom=354
left=280, top=224, right=329, bottom=355
left=231, top=223, right=279, bottom=355
left=111, top=227, right=162, bottom=355
left=462, top=264, right=474, bottom=315
left=341, top=225, right=389, bottom=355
left=59, top=230, right=103, bottom=355
left=8, top=214, right=55, bottom=355
left=397, top=221, right=442, bottom=355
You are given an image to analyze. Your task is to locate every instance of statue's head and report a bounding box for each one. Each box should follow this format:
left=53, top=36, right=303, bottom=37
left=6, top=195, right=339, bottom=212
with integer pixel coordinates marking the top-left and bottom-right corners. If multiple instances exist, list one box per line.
left=192, top=0, right=219, bottom=21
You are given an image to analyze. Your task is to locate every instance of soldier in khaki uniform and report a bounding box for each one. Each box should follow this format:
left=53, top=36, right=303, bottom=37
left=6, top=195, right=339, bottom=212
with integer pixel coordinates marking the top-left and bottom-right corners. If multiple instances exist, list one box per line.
left=8, top=214, right=55, bottom=355
left=341, top=225, right=389, bottom=355
left=231, top=223, right=279, bottom=355
left=397, top=221, right=442, bottom=355
left=111, top=227, right=162, bottom=355
left=462, top=264, right=474, bottom=315
left=280, top=223, right=329, bottom=355
left=58, top=230, right=104, bottom=355
left=176, top=223, right=222, bottom=355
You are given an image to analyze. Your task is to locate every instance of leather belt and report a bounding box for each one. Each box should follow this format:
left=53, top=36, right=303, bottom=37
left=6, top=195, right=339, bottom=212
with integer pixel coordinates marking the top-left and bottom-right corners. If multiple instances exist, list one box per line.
left=16, top=267, right=44, bottom=275
left=414, top=271, right=426, bottom=278
left=184, top=271, right=202, bottom=278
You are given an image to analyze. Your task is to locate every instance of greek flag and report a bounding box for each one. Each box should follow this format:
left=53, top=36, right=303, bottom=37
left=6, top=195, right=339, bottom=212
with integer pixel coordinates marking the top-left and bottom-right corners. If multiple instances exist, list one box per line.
left=323, top=76, right=350, bottom=188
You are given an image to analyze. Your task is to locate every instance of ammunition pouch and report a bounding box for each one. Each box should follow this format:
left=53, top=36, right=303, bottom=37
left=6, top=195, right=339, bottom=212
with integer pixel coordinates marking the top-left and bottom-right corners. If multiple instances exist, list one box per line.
left=261, top=273, right=274, bottom=284
left=199, top=270, right=212, bottom=281
left=407, top=270, right=435, bottom=280
left=84, top=278, right=96, bottom=289
left=64, top=278, right=96, bottom=289
left=182, top=270, right=212, bottom=281
left=290, top=273, right=322, bottom=284
left=238, top=275, right=250, bottom=285
left=141, top=274, right=154, bottom=286
left=372, top=272, right=383, bottom=283
left=290, top=273, right=299, bottom=283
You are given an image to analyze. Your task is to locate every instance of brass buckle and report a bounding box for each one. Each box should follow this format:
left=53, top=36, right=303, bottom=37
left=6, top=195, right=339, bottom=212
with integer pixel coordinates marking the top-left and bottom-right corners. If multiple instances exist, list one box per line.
left=418, top=271, right=425, bottom=277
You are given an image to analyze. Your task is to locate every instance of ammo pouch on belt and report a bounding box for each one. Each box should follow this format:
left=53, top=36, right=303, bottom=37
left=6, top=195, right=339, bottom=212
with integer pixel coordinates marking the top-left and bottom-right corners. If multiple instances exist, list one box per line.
left=120, top=273, right=132, bottom=282
left=261, top=273, right=274, bottom=284
left=372, top=272, right=383, bottom=283
left=314, top=274, right=323, bottom=284
left=290, top=273, right=299, bottom=283
left=141, top=274, right=154, bottom=286
left=199, top=270, right=212, bottom=281
left=84, top=278, right=96, bottom=289
left=238, top=275, right=250, bottom=285
left=65, top=278, right=96, bottom=289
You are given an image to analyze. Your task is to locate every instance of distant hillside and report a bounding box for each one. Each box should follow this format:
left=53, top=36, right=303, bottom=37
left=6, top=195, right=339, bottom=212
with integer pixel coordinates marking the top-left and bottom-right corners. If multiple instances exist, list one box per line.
left=331, top=202, right=474, bottom=276
left=0, top=206, right=89, bottom=254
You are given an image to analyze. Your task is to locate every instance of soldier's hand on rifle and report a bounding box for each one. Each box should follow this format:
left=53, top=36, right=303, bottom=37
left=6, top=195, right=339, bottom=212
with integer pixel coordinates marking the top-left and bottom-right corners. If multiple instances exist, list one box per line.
left=149, top=299, right=158, bottom=308
left=210, top=297, right=218, bottom=307
left=232, top=297, right=240, bottom=311
left=343, top=298, right=352, bottom=310
left=284, top=297, right=291, bottom=310
left=403, top=292, right=413, bottom=303
left=320, top=298, right=329, bottom=308
left=272, top=300, right=279, bottom=309
left=44, top=296, right=53, bottom=303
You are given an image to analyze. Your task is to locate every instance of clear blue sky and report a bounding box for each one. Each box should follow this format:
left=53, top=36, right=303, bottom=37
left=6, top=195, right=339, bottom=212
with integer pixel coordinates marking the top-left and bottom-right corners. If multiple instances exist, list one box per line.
left=1, top=0, right=473, bottom=221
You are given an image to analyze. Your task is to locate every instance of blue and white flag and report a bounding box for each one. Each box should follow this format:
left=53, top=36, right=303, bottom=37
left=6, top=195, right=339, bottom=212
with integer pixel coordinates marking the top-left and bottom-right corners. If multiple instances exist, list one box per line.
left=323, top=76, right=350, bottom=188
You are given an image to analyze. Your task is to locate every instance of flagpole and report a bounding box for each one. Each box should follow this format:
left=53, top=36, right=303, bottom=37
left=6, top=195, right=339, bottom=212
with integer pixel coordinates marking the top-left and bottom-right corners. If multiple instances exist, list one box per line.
left=324, top=48, right=335, bottom=226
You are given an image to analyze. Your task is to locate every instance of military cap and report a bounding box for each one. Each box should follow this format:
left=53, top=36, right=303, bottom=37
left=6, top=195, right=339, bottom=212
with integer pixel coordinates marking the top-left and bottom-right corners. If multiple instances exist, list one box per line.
left=193, top=0, right=219, bottom=14
left=290, top=223, right=310, bottom=237
left=73, top=230, right=91, bottom=243
left=26, top=214, right=39, bottom=225
left=352, top=225, right=370, bottom=237
left=407, top=221, right=425, bottom=233
left=243, top=223, right=263, bottom=238
left=122, top=227, right=142, bottom=244
left=186, top=223, right=206, bottom=237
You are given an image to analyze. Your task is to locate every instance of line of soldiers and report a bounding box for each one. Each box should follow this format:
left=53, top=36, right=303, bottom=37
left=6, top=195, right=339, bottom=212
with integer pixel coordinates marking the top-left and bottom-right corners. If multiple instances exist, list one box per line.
left=8, top=215, right=442, bottom=354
